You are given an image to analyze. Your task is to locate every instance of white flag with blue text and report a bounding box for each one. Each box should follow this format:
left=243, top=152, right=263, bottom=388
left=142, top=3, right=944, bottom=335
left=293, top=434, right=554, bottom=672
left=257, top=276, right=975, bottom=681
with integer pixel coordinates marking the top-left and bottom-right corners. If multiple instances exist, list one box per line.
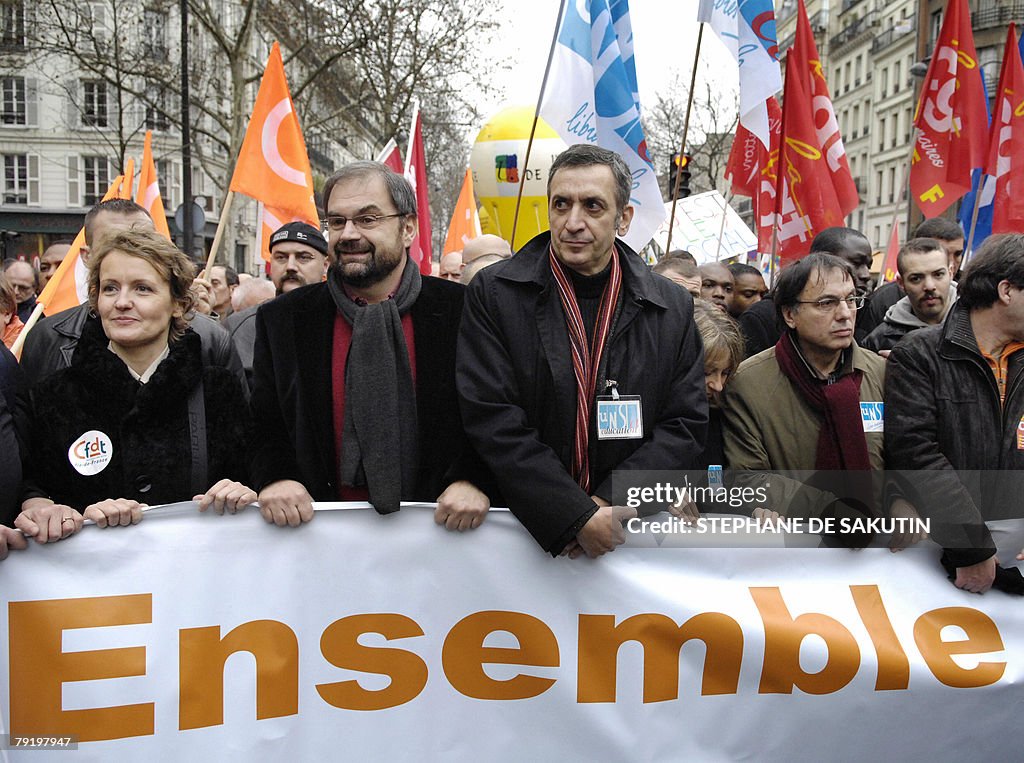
left=540, top=0, right=664, bottom=252
left=697, top=0, right=782, bottom=150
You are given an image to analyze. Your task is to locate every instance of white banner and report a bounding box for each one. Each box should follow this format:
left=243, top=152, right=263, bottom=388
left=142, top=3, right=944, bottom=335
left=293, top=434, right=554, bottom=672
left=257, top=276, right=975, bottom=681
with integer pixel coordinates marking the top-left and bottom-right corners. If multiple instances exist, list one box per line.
left=1, top=506, right=1022, bottom=761
left=653, top=191, right=758, bottom=264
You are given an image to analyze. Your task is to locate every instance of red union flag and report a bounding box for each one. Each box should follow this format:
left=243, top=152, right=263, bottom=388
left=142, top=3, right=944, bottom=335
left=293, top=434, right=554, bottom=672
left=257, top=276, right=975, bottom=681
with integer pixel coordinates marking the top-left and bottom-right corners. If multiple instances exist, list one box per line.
left=910, top=0, right=987, bottom=218
left=772, top=0, right=851, bottom=261
left=728, top=96, right=781, bottom=255
left=796, top=0, right=858, bottom=216
left=986, top=24, right=1024, bottom=234
left=404, top=104, right=432, bottom=274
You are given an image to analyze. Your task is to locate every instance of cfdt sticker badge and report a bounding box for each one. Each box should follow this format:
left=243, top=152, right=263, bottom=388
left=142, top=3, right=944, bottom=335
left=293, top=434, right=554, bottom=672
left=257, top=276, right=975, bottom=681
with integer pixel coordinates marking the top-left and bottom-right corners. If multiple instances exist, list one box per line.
left=68, top=430, right=114, bottom=476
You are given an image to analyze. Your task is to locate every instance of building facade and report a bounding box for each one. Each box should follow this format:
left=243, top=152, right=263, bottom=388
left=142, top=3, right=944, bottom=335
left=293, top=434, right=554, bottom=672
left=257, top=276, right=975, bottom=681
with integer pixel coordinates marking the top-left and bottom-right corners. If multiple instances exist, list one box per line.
left=0, top=0, right=374, bottom=274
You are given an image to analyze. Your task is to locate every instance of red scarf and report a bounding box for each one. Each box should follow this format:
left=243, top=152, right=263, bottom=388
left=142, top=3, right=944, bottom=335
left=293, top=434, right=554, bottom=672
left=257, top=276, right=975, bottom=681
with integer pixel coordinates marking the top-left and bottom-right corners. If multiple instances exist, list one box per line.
left=549, top=245, right=623, bottom=493
left=774, top=332, right=871, bottom=470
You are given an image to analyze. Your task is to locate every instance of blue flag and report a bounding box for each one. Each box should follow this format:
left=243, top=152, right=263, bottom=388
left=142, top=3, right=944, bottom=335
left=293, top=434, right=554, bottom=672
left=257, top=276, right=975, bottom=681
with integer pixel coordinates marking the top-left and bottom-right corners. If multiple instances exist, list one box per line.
left=540, top=0, right=665, bottom=251
left=958, top=66, right=992, bottom=252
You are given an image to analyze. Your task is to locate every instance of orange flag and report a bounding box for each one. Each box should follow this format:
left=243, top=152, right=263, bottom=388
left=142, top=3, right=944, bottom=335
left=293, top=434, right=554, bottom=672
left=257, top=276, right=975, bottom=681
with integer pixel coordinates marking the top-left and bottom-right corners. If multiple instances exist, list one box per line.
left=442, top=169, right=481, bottom=256
left=256, top=203, right=313, bottom=262
left=909, top=0, right=987, bottom=217
left=40, top=173, right=132, bottom=316
left=136, top=130, right=171, bottom=238
left=229, top=41, right=318, bottom=225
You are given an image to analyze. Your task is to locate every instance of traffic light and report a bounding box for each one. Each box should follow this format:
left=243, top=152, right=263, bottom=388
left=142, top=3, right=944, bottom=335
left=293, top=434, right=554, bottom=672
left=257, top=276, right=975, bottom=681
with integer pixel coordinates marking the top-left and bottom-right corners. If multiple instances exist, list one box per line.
left=670, top=152, right=693, bottom=200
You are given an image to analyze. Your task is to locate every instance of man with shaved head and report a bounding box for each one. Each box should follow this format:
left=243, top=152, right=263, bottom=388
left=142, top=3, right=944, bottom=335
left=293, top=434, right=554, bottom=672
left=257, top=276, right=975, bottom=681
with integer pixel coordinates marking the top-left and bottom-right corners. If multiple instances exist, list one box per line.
left=462, top=234, right=512, bottom=263
left=438, top=251, right=463, bottom=282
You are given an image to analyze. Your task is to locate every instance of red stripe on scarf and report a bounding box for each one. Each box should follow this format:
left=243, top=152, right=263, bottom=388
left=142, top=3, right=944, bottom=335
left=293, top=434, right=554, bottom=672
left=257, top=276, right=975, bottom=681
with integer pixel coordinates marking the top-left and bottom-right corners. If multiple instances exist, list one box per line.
left=549, top=245, right=623, bottom=492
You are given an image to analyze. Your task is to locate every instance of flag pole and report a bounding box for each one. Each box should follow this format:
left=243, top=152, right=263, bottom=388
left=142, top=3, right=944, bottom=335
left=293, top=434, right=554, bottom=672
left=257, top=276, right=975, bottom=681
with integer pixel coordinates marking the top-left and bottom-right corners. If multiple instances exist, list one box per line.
left=876, top=136, right=918, bottom=289
left=713, top=186, right=732, bottom=262
left=204, top=190, right=235, bottom=275
left=665, top=23, right=705, bottom=255
left=510, top=0, right=566, bottom=250
left=10, top=303, right=43, bottom=358
left=403, top=99, right=420, bottom=177
left=961, top=173, right=987, bottom=270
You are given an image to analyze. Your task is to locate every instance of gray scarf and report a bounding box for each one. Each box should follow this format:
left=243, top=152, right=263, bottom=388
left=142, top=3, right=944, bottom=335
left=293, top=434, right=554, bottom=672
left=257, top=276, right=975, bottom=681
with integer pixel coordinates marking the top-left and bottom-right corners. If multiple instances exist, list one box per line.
left=328, top=257, right=421, bottom=514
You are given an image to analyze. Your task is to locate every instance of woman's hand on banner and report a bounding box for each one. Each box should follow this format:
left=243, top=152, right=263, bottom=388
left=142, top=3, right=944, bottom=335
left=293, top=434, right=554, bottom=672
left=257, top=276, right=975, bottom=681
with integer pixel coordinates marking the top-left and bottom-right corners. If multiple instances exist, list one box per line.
left=15, top=498, right=84, bottom=543
left=196, top=480, right=258, bottom=515
left=84, top=498, right=145, bottom=528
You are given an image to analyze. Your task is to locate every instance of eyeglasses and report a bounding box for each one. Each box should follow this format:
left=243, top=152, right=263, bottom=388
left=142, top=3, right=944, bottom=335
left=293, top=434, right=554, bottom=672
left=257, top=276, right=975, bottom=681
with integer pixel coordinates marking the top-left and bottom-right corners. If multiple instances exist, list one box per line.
left=270, top=251, right=321, bottom=265
left=320, top=213, right=406, bottom=231
left=794, top=295, right=866, bottom=312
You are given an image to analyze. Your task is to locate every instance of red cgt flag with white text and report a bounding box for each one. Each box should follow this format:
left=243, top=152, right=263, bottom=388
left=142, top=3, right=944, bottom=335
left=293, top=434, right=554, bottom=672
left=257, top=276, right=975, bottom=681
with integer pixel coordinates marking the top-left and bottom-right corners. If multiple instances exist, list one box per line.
left=985, top=24, right=1024, bottom=234
left=909, top=0, right=987, bottom=218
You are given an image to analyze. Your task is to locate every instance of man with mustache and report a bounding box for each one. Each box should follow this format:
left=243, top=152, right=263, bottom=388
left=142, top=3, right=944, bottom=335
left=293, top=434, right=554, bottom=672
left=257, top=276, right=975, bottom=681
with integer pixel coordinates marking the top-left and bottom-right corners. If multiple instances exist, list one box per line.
left=862, top=238, right=957, bottom=354
left=223, top=222, right=329, bottom=386
left=250, top=162, right=491, bottom=530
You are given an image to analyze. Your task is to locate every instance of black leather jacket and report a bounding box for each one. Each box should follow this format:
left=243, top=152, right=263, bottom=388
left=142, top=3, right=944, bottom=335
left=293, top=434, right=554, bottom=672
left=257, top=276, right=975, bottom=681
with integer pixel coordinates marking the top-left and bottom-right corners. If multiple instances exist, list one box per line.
left=885, top=303, right=1024, bottom=566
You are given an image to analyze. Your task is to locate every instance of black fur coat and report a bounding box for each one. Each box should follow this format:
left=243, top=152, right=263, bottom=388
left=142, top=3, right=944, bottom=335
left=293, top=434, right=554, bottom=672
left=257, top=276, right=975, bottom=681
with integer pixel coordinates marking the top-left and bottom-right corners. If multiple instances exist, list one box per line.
left=18, top=316, right=252, bottom=510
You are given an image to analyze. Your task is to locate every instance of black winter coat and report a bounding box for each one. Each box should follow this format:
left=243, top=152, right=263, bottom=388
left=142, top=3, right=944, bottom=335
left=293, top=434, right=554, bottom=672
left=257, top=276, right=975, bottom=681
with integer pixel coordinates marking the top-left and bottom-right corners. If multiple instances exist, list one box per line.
left=885, top=303, right=1024, bottom=566
left=250, top=273, right=490, bottom=502
left=18, top=317, right=252, bottom=510
left=457, top=232, right=708, bottom=554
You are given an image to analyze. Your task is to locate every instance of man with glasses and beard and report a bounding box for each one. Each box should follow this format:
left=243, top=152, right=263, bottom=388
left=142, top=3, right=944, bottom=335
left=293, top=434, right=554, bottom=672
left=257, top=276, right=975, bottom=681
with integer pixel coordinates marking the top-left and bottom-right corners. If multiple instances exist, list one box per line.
left=250, top=162, right=491, bottom=531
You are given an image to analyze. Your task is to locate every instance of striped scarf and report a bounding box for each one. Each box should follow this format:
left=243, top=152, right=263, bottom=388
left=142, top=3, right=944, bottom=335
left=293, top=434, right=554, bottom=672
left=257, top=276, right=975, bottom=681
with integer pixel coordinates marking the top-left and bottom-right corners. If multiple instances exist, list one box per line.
left=549, top=245, right=623, bottom=493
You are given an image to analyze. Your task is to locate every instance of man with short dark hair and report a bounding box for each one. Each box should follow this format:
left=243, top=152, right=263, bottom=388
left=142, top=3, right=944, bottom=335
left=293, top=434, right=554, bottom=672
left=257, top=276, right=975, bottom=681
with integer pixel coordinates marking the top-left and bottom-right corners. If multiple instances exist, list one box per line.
left=20, top=198, right=244, bottom=388
left=858, top=219, right=965, bottom=338
left=723, top=253, right=885, bottom=470
left=39, top=241, right=72, bottom=287
left=251, top=162, right=491, bottom=531
left=738, top=226, right=875, bottom=356
left=457, top=144, right=707, bottom=558
left=886, top=233, right=1024, bottom=594
left=209, top=265, right=239, bottom=319
left=862, top=238, right=956, bottom=354
left=699, top=261, right=733, bottom=312
left=727, top=262, right=767, bottom=317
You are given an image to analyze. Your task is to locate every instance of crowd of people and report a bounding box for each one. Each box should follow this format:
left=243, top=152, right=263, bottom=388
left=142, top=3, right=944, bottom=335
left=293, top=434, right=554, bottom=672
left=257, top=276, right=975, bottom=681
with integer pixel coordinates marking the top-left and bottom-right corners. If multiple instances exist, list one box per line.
left=0, top=144, right=1022, bottom=595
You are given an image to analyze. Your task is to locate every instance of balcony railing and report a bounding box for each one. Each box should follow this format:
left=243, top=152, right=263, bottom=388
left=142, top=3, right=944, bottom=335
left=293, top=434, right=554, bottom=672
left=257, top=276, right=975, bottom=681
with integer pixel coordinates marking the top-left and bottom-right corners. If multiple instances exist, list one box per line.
left=871, top=21, right=915, bottom=54
left=974, top=1, right=1024, bottom=30
left=829, top=10, right=877, bottom=50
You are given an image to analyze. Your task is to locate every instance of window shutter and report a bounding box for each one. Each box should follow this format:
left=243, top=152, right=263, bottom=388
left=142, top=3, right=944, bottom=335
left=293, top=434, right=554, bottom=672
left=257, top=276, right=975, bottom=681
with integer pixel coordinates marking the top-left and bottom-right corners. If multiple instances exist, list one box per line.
left=24, top=77, right=37, bottom=127
left=105, top=84, right=117, bottom=130
left=27, top=153, right=39, bottom=205
left=66, top=154, right=80, bottom=206
left=65, top=78, right=79, bottom=129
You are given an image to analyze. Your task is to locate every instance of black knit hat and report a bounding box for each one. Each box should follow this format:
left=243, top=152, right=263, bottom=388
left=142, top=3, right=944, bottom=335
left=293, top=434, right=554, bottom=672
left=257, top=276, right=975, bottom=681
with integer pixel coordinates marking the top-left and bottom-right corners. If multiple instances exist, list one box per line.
left=269, top=221, right=328, bottom=256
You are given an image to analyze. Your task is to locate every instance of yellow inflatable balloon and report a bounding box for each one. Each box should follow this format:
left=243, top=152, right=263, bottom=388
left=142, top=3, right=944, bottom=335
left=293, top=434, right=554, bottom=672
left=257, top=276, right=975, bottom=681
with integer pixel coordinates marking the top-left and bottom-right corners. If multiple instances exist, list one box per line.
left=471, top=106, right=567, bottom=251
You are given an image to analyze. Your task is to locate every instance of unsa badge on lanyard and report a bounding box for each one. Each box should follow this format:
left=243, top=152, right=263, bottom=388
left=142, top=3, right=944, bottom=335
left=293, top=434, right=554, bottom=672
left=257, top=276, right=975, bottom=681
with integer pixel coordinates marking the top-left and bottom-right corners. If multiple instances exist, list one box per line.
left=596, top=380, right=643, bottom=440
